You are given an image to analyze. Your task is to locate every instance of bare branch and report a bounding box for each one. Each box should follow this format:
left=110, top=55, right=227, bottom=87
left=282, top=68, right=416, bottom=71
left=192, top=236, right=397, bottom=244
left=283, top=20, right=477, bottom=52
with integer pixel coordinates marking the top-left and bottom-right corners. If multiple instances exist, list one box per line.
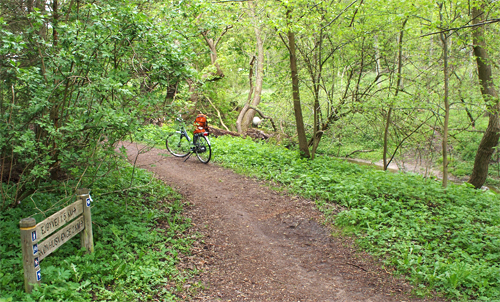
left=348, top=0, right=364, bottom=27
left=248, top=106, right=277, bottom=132
left=345, top=149, right=374, bottom=158
left=215, top=25, right=233, bottom=48
left=205, top=95, right=230, bottom=131
left=322, top=0, right=358, bottom=30
left=421, top=18, right=500, bottom=37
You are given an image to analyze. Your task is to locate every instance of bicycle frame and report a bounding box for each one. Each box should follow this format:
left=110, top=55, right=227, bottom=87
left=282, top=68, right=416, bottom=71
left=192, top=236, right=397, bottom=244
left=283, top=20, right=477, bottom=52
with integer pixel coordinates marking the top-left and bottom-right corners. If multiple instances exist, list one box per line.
left=176, top=123, right=192, bottom=143
left=166, top=116, right=212, bottom=163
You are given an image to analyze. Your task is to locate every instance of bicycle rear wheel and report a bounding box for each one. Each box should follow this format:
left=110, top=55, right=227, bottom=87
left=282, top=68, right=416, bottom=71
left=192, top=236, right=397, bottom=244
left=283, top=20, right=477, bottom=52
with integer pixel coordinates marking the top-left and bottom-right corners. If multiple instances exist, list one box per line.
left=195, top=135, right=211, bottom=164
left=166, top=133, right=190, bottom=157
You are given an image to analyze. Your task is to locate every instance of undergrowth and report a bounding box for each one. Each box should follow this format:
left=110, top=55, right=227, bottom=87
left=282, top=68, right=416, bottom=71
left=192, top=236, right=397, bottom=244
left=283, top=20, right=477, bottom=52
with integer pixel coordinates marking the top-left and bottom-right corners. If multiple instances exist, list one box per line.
left=0, top=162, right=194, bottom=301
left=211, top=135, right=500, bottom=301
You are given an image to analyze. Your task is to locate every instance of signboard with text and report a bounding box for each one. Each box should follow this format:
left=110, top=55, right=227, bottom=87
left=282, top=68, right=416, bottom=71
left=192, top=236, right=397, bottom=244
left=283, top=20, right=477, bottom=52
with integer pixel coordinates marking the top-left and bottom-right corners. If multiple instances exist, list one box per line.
left=20, top=190, right=94, bottom=293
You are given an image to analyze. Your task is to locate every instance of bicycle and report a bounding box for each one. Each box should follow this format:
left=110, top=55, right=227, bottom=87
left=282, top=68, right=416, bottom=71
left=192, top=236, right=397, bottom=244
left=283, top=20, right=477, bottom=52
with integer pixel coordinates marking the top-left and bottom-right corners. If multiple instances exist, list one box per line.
left=165, top=116, right=212, bottom=164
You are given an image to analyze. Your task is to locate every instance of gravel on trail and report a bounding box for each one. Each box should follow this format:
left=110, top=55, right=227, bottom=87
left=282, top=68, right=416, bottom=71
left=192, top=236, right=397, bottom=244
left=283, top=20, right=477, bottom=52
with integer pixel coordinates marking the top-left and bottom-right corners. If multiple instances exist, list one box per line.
left=121, top=142, right=446, bottom=302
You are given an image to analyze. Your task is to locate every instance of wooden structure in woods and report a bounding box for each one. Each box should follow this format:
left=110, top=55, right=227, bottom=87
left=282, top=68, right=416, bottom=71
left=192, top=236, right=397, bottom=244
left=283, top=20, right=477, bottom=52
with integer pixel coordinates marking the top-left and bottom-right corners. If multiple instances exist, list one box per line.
left=19, top=189, right=94, bottom=293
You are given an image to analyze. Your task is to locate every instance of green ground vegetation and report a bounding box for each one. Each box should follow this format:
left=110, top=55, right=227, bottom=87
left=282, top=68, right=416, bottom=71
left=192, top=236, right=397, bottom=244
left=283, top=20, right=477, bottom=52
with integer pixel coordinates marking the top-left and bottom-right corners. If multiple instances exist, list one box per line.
left=2, top=0, right=500, bottom=300
left=0, top=162, right=195, bottom=302
left=210, top=135, right=500, bottom=301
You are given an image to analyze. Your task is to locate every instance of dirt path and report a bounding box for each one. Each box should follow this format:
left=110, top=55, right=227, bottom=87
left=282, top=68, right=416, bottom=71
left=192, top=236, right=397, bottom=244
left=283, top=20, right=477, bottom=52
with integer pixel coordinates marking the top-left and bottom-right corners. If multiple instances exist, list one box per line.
left=121, top=142, right=446, bottom=302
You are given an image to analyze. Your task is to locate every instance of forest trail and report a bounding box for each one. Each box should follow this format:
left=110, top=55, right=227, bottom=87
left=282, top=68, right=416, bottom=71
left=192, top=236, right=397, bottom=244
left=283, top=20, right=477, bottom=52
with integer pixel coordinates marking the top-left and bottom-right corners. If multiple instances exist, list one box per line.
left=120, top=142, right=446, bottom=302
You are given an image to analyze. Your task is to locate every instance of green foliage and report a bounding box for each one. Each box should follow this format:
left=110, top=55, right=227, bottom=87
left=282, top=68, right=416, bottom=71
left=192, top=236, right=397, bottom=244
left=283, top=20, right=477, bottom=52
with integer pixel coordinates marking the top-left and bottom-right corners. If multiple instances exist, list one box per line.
left=0, top=0, right=195, bottom=205
left=0, top=163, right=194, bottom=301
left=212, top=135, right=500, bottom=300
left=134, top=124, right=172, bottom=148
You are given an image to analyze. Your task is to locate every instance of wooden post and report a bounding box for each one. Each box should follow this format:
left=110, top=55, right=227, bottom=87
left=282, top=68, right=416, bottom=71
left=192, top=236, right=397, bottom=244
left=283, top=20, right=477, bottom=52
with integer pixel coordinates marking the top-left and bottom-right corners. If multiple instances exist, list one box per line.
left=19, top=189, right=94, bottom=293
left=77, top=188, right=94, bottom=253
left=20, top=217, right=40, bottom=293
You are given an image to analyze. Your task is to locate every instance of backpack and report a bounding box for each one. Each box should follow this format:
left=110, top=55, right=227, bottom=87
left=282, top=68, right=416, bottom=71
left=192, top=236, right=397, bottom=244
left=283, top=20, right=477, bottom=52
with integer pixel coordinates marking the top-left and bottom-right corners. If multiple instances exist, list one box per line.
left=193, top=114, right=209, bottom=134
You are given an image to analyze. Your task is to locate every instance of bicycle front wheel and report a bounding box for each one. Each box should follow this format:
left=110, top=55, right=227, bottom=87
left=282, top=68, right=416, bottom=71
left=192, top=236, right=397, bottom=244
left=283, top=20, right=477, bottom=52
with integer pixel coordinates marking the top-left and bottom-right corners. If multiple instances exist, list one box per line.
left=195, top=135, right=212, bottom=164
left=166, top=133, right=190, bottom=157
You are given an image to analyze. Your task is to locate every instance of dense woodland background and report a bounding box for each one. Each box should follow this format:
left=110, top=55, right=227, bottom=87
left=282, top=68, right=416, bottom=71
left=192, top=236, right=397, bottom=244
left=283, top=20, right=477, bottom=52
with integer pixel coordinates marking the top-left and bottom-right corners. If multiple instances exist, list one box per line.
left=1, top=0, right=499, bottom=207
left=1, top=0, right=500, bottom=300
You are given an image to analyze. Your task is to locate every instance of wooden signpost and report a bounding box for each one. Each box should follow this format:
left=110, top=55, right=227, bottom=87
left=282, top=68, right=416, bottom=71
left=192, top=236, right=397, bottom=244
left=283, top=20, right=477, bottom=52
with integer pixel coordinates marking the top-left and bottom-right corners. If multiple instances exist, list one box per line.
left=19, top=189, right=94, bottom=293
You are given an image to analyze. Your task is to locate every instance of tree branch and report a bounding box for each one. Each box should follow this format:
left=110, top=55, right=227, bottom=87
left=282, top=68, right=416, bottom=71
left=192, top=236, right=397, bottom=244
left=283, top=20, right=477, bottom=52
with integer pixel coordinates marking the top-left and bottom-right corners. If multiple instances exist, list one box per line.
left=248, top=106, right=277, bottom=131
left=348, top=0, right=364, bottom=27
left=322, top=0, right=359, bottom=30
left=215, top=25, right=233, bottom=48
left=345, top=149, right=374, bottom=158
left=421, top=18, right=500, bottom=37
left=205, top=95, right=230, bottom=131
left=386, top=116, right=432, bottom=169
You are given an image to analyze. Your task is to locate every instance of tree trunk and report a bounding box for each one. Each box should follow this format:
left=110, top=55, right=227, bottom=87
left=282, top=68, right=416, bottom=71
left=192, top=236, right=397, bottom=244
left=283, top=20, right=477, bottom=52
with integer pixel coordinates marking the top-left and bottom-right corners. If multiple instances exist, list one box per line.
left=53, top=0, right=59, bottom=46
left=27, top=0, right=33, bottom=13
left=374, top=35, right=382, bottom=87
left=310, top=93, right=321, bottom=160
left=310, top=29, right=324, bottom=160
left=440, top=5, right=450, bottom=188
left=383, top=18, right=407, bottom=170
left=200, top=23, right=232, bottom=81
left=287, top=10, right=310, bottom=158
left=185, top=78, right=200, bottom=117
left=236, top=56, right=255, bottom=134
left=201, top=34, right=225, bottom=80
left=468, top=3, right=500, bottom=188
left=383, top=107, right=392, bottom=169
left=240, top=1, right=265, bottom=133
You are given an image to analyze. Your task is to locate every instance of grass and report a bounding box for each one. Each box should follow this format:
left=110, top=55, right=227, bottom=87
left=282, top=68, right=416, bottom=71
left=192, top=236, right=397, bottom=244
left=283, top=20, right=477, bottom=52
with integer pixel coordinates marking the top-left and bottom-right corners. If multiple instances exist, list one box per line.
left=0, top=161, right=195, bottom=302
left=210, top=135, right=500, bottom=301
